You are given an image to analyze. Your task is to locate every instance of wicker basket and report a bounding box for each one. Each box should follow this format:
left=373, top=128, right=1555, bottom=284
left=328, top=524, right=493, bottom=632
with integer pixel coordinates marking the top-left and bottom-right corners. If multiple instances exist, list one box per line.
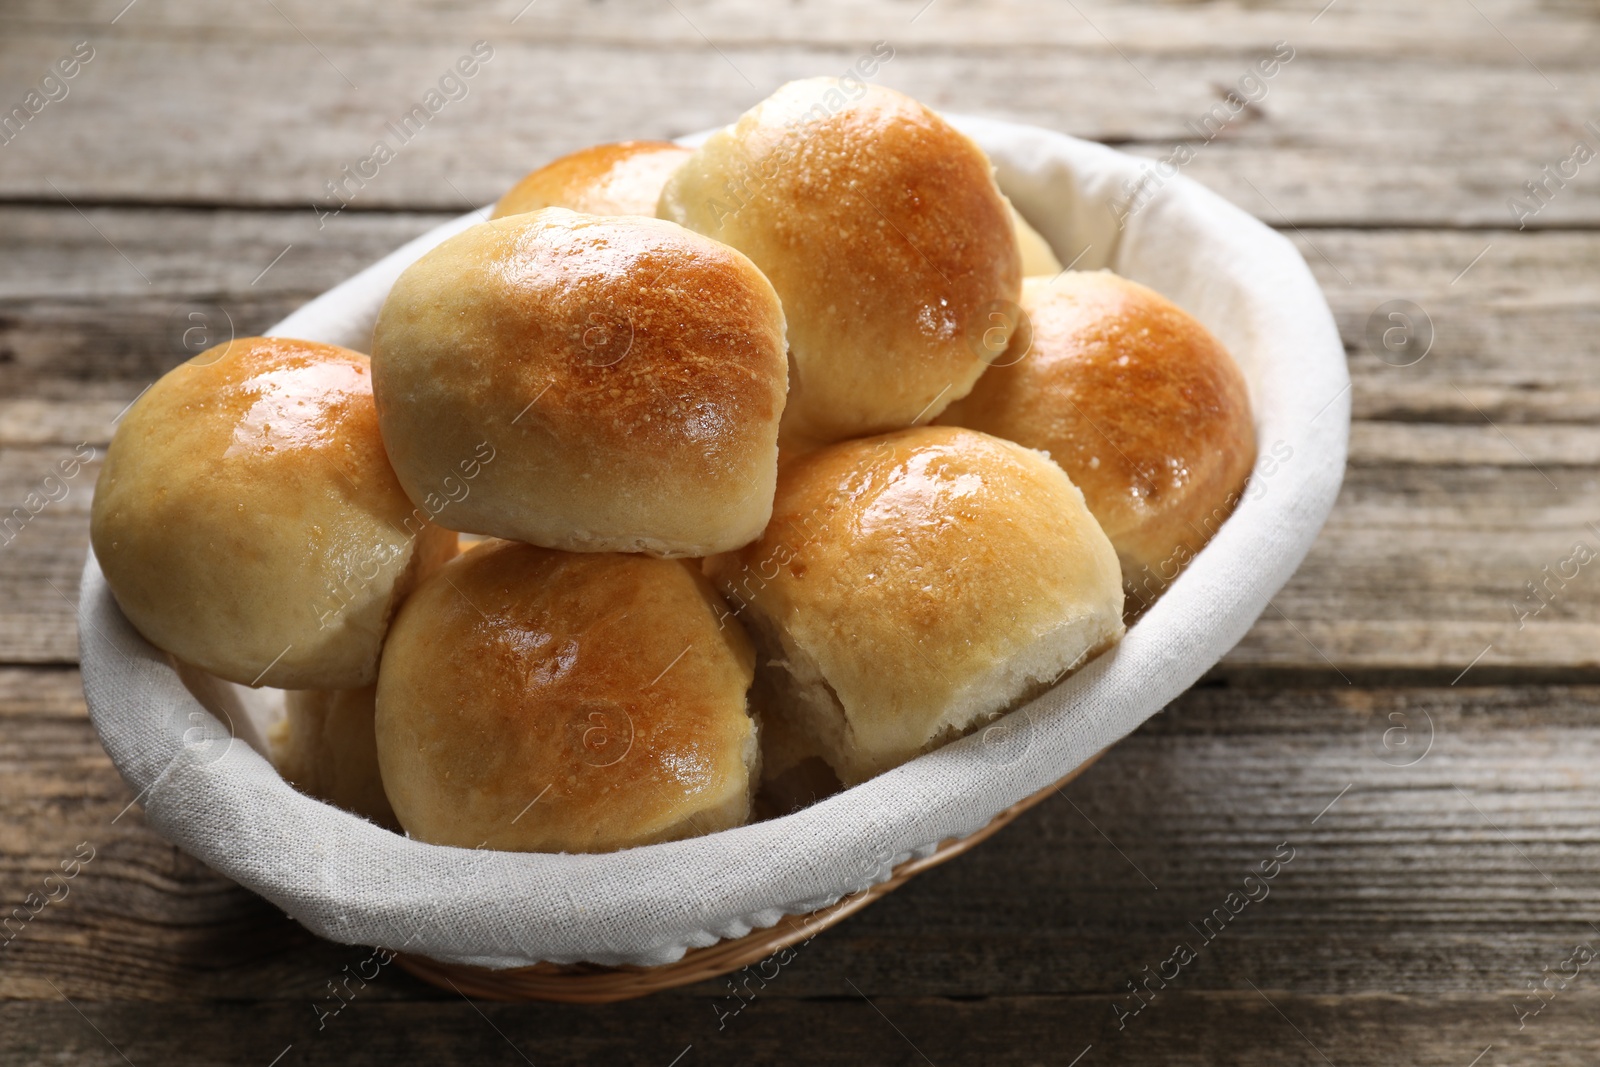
left=80, top=114, right=1346, bottom=982
left=394, top=755, right=1101, bottom=1003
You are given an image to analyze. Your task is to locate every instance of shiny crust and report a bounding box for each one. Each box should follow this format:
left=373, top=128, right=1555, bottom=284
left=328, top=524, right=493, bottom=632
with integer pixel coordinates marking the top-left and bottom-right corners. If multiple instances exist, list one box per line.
left=659, top=79, right=1021, bottom=443
left=274, top=686, right=399, bottom=829
left=704, top=426, right=1124, bottom=785
left=89, top=337, right=457, bottom=689
left=374, top=540, right=758, bottom=853
left=491, top=141, right=693, bottom=219
left=372, top=208, right=789, bottom=557
left=940, top=272, right=1257, bottom=605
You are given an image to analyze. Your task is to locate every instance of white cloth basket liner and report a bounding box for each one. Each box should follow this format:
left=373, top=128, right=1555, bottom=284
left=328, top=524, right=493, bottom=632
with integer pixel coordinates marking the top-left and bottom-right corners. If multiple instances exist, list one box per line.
left=78, top=115, right=1348, bottom=969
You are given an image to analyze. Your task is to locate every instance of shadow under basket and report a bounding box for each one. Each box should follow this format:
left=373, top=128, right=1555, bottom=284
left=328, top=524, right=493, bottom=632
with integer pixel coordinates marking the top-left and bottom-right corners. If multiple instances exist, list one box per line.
left=394, top=752, right=1102, bottom=1003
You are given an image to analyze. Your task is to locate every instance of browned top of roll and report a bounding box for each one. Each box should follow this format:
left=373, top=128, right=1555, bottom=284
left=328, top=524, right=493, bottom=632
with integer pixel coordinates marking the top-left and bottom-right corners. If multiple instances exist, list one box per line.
left=941, top=272, right=1257, bottom=593
left=659, top=79, right=1020, bottom=443
left=90, top=336, right=454, bottom=689
left=375, top=540, right=757, bottom=853
left=491, top=140, right=692, bottom=219
left=371, top=208, right=789, bottom=556
left=704, top=425, right=1123, bottom=783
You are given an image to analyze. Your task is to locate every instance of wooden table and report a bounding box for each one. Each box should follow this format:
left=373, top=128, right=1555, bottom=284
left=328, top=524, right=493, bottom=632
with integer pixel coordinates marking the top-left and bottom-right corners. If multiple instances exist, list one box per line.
left=3, top=1, right=1596, bottom=1062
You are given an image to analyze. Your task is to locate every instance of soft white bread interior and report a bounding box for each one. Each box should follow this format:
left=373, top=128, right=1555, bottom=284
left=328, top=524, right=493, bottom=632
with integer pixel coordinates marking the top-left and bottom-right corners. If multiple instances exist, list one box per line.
left=89, top=336, right=457, bottom=689
left=705, top=425, right=1124, bottom=786
left=659, top=78, right=1021, bottom=444
left=374, top=540, right=759, bottom=853
left=371, top=208, right=789, bottom=558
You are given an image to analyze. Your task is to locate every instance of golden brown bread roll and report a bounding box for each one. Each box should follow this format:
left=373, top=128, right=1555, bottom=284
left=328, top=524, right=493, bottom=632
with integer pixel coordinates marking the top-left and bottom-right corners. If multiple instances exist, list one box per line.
left=754, top=703, right=842, bottom=817
left=90, top=337, right=457, bottom=689
left=375, top=540, right=759, bottom=853
left=372, top=208, right=789, bottom=557
left=704, top=426, right=1123, bottom=786
left=940, top=272, right=1257, bottom=611
left=272, top=686, right=398, bottom=829
left=491, top=140, right=692, bottom=219
left=658, top=78, right=1021, bottom=444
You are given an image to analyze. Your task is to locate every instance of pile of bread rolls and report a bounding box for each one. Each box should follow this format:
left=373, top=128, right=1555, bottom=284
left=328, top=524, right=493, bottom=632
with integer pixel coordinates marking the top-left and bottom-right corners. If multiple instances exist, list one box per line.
left=90, top=78, right=1255, bottom=855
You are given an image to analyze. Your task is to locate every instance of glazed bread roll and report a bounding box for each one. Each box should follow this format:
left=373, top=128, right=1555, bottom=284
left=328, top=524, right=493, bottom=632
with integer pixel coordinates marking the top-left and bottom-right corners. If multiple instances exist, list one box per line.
left=90, top=337, right=457, bottom=689
left=491, top=140, right=692, bottom=219
left=1008, top=200, right=1063, bottom=276
left=941, top=272, right=1257, bottom=610
left=375, top=540, right=759, bottom=853
left=659, top=79, right=1021, bottom=444
left=372, top=208, right=789, bottom=557
left=705, top=426, right=1123, bottom=786
left=272, top=686, right=398, bottom=829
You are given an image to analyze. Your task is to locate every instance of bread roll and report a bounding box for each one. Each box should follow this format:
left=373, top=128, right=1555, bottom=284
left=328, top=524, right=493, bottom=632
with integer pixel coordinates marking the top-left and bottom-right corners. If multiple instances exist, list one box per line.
left=755, top=703, right=842, bottom=816
left=658, top=79, right=1021, bottom=443
left=941, top=272, right=1256, bottom=611
left=1007, top=200, right=1063, bottom=276
left=372, top=209, right=789, bottom=557
left=705, top=426, right=1123, bottom=786
left=90, top=337, right=457, bottom=689
left=491, top=140, right=692, bottom=219
left=272, top=686, right=398, bottom=829
left=375, top=540, right=758, bottom=853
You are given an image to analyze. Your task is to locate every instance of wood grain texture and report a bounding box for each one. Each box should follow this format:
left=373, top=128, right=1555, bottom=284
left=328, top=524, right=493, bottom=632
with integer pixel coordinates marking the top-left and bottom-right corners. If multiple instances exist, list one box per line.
left=3, top=676, right=1598, bottom=1063
left=1, top=0, right=1596, bottom=1061
left=0, top=2, right=1596, bottom=225
left=1, top=217, right=1598, bottom=671
left=6, top=994, right=1600, bottom=1067
left=5, top=449, right=1597, bottom=671
left=11, top=0, right=1599, bottom=50
left=5, top=218, right=1597, bottom=420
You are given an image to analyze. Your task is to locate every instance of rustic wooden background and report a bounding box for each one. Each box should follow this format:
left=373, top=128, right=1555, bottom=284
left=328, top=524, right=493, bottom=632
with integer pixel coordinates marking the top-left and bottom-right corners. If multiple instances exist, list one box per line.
left=3, top=0, right=1597, bottom=1063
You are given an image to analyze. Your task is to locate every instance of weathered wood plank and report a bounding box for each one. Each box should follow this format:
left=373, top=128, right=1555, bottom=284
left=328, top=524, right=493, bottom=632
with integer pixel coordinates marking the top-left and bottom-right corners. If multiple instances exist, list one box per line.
left=1351, top=424, right=1600, bottom=467
left=0, top=208, right=450, bottom=418
left=3, top=208, right=1596, bottom=671
left=1240, top=461, right=1600, bottom=674
left=4, top=212, right=1598, bottom=424
left=4, top=993, right=1598, bottom=1067
left=4, top=443, right=1596, bottom=670
left=0, top=11, right=1595, bottom=226
left=4, top=672, right=1599, bottom=1008
left=6, top=211, right=1593, bottom=671
left=1296, top=228, right=1600, bottom=425
left=10, top=0, right=1600, bottom=56
left=0, top=443, right=100, bottom=664
left=0, top=207, right=449, bottom=301
left=0, top=2, right=1594, bottom=1062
